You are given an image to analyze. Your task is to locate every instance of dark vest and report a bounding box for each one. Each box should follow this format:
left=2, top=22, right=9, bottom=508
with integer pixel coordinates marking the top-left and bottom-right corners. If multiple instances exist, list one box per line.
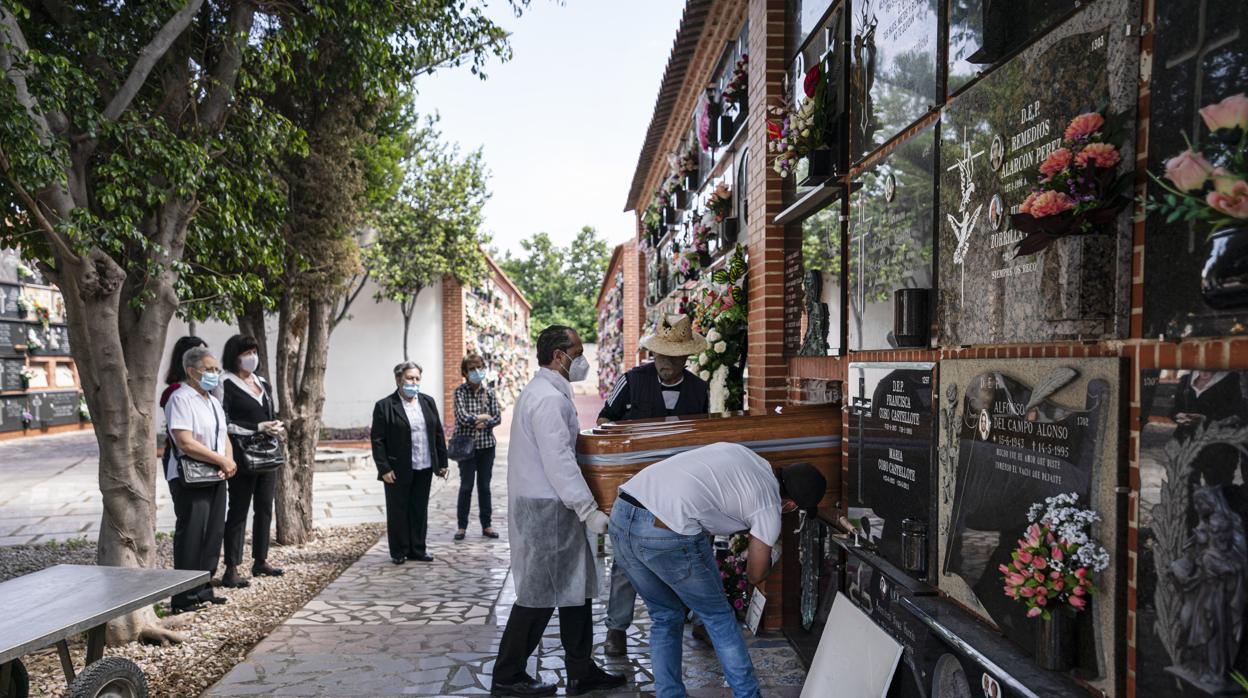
left=623, top=363, right=709, bottom=420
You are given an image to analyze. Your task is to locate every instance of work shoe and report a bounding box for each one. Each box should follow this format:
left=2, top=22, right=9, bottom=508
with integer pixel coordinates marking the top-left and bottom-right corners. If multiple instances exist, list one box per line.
left=490, top=675, right=557, bottom=697
left=567, top=667, right=626, bottom=695
left=604, top=628, right=627, bottom=656
left=222, top=568, right=250, bottom=588
left=252, top=562, right=284, bottom=577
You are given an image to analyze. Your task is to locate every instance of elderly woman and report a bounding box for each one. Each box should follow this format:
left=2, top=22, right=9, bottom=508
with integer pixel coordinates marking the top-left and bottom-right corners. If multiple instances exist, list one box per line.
left=371, top=361, right=448, bottom=564
left=164, top=346, right=235, bottom=612
left=452, top=353, right=502, bottom=541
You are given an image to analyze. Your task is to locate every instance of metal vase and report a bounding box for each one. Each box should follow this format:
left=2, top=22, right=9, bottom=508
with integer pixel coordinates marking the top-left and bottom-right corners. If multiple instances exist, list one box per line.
left=1034, top=609, right=1075, bottom=672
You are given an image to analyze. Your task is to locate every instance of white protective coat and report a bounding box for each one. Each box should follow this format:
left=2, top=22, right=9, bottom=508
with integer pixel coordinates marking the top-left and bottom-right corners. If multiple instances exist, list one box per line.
left=507, top=368, right=599, bottom=608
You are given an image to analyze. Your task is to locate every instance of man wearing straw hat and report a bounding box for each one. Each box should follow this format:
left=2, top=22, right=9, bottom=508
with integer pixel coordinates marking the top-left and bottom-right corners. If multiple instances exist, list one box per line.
left=598, top=314, right=711, bottom=656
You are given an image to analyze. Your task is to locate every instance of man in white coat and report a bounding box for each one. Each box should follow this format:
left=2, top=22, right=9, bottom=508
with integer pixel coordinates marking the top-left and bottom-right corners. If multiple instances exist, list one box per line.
left=489, top=325, right=627, bottom=697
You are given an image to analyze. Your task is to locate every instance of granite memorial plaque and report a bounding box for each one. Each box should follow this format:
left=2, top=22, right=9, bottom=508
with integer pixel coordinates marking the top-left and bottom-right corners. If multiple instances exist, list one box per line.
left=0, top=358, right=24, bottom=391
left=849, top=0, right=939, bottom=161
left=937, top=358, right=1122, bottom=689
left=0, top=284, right=20, bottom=319
left=1141, top=0, right=1248, bottom=340
left=27, top=390, right=79, bottom=427
left=936, top=0, right=1138, bottom=346
left=847, top=361, right=936, bottom=575
left=36, top=325, right=71, bottom=356
left=849, top=122, right=935, bottom=351
left=784, top=243, right=805, bottom=355
left=947, top=0, right=1078, bottom=96
left=1138, top=369, right=1248, bottom=696
left=799, top=205, right=843, bottom=356
left=0, top=321, right=26, bottom=355
left=0, top=395, right=25, bottom=433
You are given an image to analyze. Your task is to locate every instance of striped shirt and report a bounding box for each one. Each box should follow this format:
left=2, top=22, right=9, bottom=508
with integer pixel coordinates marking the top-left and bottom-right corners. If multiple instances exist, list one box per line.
left=453, top=382, right=501, bottom=449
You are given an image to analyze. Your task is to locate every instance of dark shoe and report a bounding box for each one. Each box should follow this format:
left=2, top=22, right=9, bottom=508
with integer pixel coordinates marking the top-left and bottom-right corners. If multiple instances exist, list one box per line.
left=203, top=595, right=228, bottom=605
left=483, top=528, right=500, bottom=539
left=454, top=530, right=466, bottom=541
left=391, top=556, right=406, bottom=565
left=252, top=562, right=284, bottom=577
left=490, top=677, right=557, bottom=697
left=410, top=553, right=434, bottom=562
left=168, top=602, right=203, bottom=615
left=692, top=622, right=712, bottom=647
left=604, top=628, right=627, bottom=657
left=567, top=668, right=626, bottom=695
left=222, top=568, right=250, bottom=588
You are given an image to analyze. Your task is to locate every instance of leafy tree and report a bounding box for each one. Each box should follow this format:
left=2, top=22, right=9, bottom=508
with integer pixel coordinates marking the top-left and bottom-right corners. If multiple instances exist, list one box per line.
left=500, top=226, right=610, bottom=341
left=368, top=118, right=489, bottom=360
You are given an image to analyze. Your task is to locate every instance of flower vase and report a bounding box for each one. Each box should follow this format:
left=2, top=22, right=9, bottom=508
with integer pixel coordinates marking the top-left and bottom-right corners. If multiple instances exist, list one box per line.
left=1034, top=609, right=1075, bottom=672
left=662, top=206, right=677, bottom=227
left=674, top=190, right=689, bottom=210
left=720, top=218, right=739, bottom=247
left=798, top=149, right=834, bottom=187
left=1039, top=233, right=1115, bottom=323
left=684, top=173, right=698, bottom=191
left=1200, top=225, right=1248, bottom=309
left=699, top=250, right=713, bottom=268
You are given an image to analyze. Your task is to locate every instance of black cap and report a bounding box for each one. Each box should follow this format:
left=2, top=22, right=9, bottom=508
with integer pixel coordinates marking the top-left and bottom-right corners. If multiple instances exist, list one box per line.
left=779, top=463, right=827, bottom=513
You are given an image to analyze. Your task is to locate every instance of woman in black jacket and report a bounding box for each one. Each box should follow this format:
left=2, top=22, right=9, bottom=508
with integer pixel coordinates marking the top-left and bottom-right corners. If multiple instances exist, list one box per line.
left=219, top=335, right=285, bottom=588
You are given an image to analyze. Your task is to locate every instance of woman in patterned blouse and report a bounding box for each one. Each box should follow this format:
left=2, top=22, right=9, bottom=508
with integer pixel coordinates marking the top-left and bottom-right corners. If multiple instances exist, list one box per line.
left=453, top=353, right=502, bottom=541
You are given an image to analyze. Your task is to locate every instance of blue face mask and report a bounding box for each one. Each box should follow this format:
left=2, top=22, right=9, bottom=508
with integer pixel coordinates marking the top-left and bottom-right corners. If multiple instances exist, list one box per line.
left=468, top=369, right=487, bottom=384
left=401, top=384, right=420, bottom=398
left=198, top=370, right=221, bottom=392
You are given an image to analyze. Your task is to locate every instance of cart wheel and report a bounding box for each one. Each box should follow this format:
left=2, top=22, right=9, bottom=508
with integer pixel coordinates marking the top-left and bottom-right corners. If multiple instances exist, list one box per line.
left=67, top=657, right=147, bottom=698
left=1, top=658, right=30, bottom=698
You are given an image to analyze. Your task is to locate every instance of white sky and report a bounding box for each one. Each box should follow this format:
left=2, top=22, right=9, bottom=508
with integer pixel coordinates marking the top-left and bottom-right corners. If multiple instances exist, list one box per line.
left=414, top=1, right=685, bottom=256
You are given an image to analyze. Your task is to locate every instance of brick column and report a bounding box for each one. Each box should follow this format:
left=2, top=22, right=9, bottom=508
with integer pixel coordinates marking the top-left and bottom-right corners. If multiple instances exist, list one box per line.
left=441, top=276, right=466, bottom=428
left=622, top=237, right=643, bottom=370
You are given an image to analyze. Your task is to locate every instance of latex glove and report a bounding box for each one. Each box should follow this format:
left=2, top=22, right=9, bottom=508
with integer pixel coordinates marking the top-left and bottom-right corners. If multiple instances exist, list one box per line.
left=585, top=510, right=610, bottom=534
left=770, top=543, right=783, bottom=567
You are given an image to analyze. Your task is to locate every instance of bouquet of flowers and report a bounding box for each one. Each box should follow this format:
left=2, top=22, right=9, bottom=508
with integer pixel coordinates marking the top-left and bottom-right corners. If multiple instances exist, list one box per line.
left=25, top=328, right=43, bottom=352
left=999, top=493, right=1110, bottom=620
left=719, top=533, right=751, bottom=618
left=767, top=61, right=834, bottom=178
left=698, top=94, right=715, bottom=151
left=15, top=263, right=33, bottom=281
left=1010, top=109, right=1132, bottom=256
left=79, top=395, right=90, bottom=421
left=689, top=245, right=748, bottom=412
left=19, top=366, right=36, bottom=387
left=21, top=409, right=32, bottom=429
left=679, top=149, right=699, bottom=179
left=1147, top=93, right=1248, bottom=232
left=672, top=248, right=700, bottom=282
left=706, top=182, right=733, bottom=222
left=692, top=218, right=714, bottom=254
left=722, top=54, right=749, bottom=106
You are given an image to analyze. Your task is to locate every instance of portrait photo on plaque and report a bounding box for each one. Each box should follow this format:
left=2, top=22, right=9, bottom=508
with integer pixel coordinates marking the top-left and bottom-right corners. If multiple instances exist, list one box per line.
left=937, top=358, right=1123, bottom=691
left=1138, top=369, right=1248, bottom=696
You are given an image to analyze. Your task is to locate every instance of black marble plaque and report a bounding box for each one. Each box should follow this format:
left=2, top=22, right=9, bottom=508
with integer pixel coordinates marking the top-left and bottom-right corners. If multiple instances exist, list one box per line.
left=849, top=122, right=935, bottom=351
left=0, top=395, right=25, bottom=432
left=784, top=244, right=804, bottom=355
left=0, top=321, right=27, bottom=355
left=937, top=0, right=1138, bottom=346
left=848, top=362, right=936, bottom=575
left=0, top=284, right=20, bottom=319
left=947, top=0, right=1079, bottom=96
left=0, top=358, right=24, bottom=391
left=849, top=0, right=939, bottom=161
left=33, top=325, right=71, bottom=356
left=27, top=390, right=79, bottom=427
left=1138, top=370, right=1248, bottom=696
left=1141, top=1, right=1248, bottom=340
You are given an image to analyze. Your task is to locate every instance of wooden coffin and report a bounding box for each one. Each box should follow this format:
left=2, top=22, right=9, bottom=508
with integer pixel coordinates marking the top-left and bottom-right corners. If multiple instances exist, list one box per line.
left=575, top=405, right=841, bottom=512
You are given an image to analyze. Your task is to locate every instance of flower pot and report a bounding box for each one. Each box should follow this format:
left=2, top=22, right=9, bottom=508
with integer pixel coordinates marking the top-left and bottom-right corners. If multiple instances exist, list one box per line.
left=1034, top=609, right=1076, bottom=672
left=893, top=288, right=931, bottom=347
left=798, top=149, right=835, bottom=187
left=1201, top=225, right=1248, bottom=309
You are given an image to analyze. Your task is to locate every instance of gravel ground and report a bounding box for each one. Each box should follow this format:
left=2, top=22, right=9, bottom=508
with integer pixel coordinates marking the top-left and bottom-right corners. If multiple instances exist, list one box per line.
left=0, top=524, right=383, bottom=697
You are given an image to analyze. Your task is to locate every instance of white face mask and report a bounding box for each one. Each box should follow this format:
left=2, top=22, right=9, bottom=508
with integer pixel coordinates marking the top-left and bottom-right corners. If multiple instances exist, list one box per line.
left=561, top=351, right=590, bottom=382
left=240, top=354, right=260, bottom=373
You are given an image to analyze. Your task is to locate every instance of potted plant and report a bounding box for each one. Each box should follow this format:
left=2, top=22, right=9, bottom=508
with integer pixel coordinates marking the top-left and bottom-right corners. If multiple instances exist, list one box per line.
left=999, top=493, right=1110, bottom=672
left=1147, top=92, right=1248, bottom=309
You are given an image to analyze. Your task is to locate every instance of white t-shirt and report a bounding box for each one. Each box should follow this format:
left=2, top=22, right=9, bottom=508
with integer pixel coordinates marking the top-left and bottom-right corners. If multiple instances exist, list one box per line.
left=620, top=442, right=783, bottom=544
left=401, top=395, right=432, bottom=470
left=164, top=384, right=228, bottom=481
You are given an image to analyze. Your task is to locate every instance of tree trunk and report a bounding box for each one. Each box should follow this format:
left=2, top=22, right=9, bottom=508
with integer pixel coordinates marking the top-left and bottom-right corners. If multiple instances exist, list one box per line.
left=400, top=293, right=418, bottom=361
left=237, top=298, right=270, bottom=381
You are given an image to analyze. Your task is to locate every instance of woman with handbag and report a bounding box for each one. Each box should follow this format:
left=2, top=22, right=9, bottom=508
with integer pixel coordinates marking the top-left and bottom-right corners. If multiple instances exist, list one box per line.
left=219, top=335, right=286, bottom=588
left=164, top=346, right=236, bottom=613
left=451, top=353, right=502, bottom=541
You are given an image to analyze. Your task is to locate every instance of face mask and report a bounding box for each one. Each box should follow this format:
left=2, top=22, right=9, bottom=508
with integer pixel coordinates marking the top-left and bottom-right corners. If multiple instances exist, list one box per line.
left=566, top=354, right=590, bottom=382
left=401, top=384, right=420, bottom=398
left=198, top=370, right=221, bottom=391
left=240, top=354, right=260, bottom=373
left=468, top=369, right=487, bottom=384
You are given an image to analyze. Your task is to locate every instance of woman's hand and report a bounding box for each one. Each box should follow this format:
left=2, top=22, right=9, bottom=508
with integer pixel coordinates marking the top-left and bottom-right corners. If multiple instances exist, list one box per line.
left=475, top=413, right=490, bottom=427
left=381, top=470, right=397, bottom=484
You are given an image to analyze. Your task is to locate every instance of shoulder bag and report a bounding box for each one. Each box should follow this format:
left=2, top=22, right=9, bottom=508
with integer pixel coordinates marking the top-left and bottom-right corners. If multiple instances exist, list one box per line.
left=448, top=429, right=476, bottom=462
left=173, top=403, right=223, bottom=488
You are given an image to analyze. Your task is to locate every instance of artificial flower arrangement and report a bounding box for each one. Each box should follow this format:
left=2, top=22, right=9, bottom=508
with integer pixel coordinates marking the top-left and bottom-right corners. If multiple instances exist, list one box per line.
left=678, top=148, right=699, bottom=181
left=671, top=247, right=701, bottom=283
left=718, top=533, right=751, bottom=618
left=689, top=244, right=748, bottom=412
left=999, top=493, right=1110, bottom=620
left=698, top=94, right=714, bottom=152
left=18, top=365, right=36, bottom=387
left=767, top=59, right=835, bottom=178
left=21, top=409, right=32, bottom=429
left=15, top=262, right=33, bottom=281
left=1147, top=93, right=1248, bottom=230
left=79, top=395, right=90, bottom=422
left=692, top=217, right=715, bottom=256
left=723, top=54, right=749, bottom=106
left=25, top=328, right=43, bottom=353
left=1010, top=109, right=1133, bottom=256
left=706, top=182, right=733, bottom=222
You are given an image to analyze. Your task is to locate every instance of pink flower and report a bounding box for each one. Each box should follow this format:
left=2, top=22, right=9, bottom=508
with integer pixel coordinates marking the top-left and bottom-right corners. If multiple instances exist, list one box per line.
left=1014, top=559, right=1025, bottom=571
left=1207, top=174, right=1248, bottom=219
left=1199, top=93, right=1248, bottom=132
left=1053, top=580, right=1065, bottom=591
left=1039, top=148, right=1073, bottom=179
left=1051, top=546, right=1064, bottom=562
left=1036, top=594, right=1048, bottom=606
left=1033, top=556, right=1048, bottom=570
left=1017, top=551, right=1033, bottom=565
left=1075, top=142, right=1120, bottom=169
left=1049, top=570, right=1061, bottom=580
left=1164, top=149, right=1214, bottom=192
left=1065, top=112, right=1105, bottom=141
left=738, top=580, right=747, bottom=590
left=1020, top=190, right=1040, bottom=216
left=1073, top=585, right=1087, bottom=596
left=1033, top=571, right=1045, bottom=582
left=733, top=599, right=745, bottom=610
left=1074, top=568, right=1088, bottom=579
left=1020, top=587, right=1035, bottom=598
left=1027, top=191, right=1076, bottom=218
left=998, top=564, right=1011, bottom=574
left=1006, top=573, right=1026, bottom=586
left=1069, top=595, right=1087, bottom=610
left=1027, top=607, right=1044, bottom=618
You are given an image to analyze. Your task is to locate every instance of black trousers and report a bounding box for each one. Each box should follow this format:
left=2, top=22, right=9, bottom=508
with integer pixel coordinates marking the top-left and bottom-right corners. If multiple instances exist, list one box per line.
left=493, top=600, right=593, bottom=685
left=457, top=446, right=496, bottom=530
left=384, top=468, right=433, bottom=557
left=224, top=468, right=277, bottom=567
left=168, top=477, right=227, bottom=608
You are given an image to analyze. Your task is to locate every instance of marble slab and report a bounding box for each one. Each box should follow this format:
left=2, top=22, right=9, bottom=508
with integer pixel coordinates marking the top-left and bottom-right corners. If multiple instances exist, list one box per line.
left=937, top=358, right=1123, bottom=693
left=936, top=0, right=1139, bottom=346
left=849, top=122, right=936, bottom=351
left=1141, top=0, right=1248, bottom=339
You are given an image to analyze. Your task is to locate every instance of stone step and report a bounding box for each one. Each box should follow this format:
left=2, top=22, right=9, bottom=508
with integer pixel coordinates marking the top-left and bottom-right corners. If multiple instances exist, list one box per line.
left=314, top=447, right=373, bottom=473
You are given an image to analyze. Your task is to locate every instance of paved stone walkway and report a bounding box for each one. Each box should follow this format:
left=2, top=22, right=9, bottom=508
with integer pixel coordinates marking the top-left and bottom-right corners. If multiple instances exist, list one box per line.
left=207, top=443, right=807, bottom=697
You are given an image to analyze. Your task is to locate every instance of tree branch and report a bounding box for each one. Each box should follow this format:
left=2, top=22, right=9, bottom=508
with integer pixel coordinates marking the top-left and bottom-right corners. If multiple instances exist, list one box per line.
left=332, top=268, right=369, bottom=329
left=0, top=146, right=80, bottom=266
left=102, top=0, right=206, bottom=122
left=197, top=1, right=256, bottom=130
left=0, top=7, right=57, bottom=146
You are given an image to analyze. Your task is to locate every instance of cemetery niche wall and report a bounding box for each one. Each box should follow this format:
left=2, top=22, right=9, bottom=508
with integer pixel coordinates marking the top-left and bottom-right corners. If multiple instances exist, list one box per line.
left=937, top=358, right=1124, bottom=694
left=1138, top=369, right=1248, bottom=696
left=936, top=0, right=1139, bottom=346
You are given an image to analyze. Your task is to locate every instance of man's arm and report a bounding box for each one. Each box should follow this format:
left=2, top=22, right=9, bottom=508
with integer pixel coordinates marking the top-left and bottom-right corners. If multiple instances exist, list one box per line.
left=597, top=375, right=628, bottom=424
left=532, top=395, right=598, bottom=520
left=745, top=534, right=775, bottom=586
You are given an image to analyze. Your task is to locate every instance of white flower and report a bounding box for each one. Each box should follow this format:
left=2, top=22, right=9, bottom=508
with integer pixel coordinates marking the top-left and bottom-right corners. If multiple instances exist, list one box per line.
left=706, top=329, right=721, bottom=342
left=714, top=341, right=727, bottom=353
left=801, top=129, right=810, bottom=138
left=698, top=352, right=709, bottom=365
left=699, top=370, right=711, bottom=381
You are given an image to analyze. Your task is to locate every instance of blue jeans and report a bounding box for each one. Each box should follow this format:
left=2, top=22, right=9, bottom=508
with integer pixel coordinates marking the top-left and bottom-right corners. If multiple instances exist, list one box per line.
left=607, top=559, right=637, bottom=631
left=609, top=498, right=760, bottom=698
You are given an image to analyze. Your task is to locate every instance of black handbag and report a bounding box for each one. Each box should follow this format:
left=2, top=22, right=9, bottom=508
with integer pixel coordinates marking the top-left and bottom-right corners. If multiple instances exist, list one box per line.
left=173, top=406, right=222, bottom=488
left=237, top=431, right=284, bottom=473
left=447, top=430, right=476, bottom=462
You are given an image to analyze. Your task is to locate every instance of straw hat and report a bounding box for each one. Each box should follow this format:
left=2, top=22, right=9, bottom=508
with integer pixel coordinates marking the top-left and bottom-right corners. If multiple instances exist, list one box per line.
left=641, top=314, right=708, bottom=357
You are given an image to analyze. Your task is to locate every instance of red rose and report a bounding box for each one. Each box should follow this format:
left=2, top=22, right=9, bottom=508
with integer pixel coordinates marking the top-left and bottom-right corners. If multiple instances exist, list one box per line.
left=803, top=64, right=822, bottom=99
